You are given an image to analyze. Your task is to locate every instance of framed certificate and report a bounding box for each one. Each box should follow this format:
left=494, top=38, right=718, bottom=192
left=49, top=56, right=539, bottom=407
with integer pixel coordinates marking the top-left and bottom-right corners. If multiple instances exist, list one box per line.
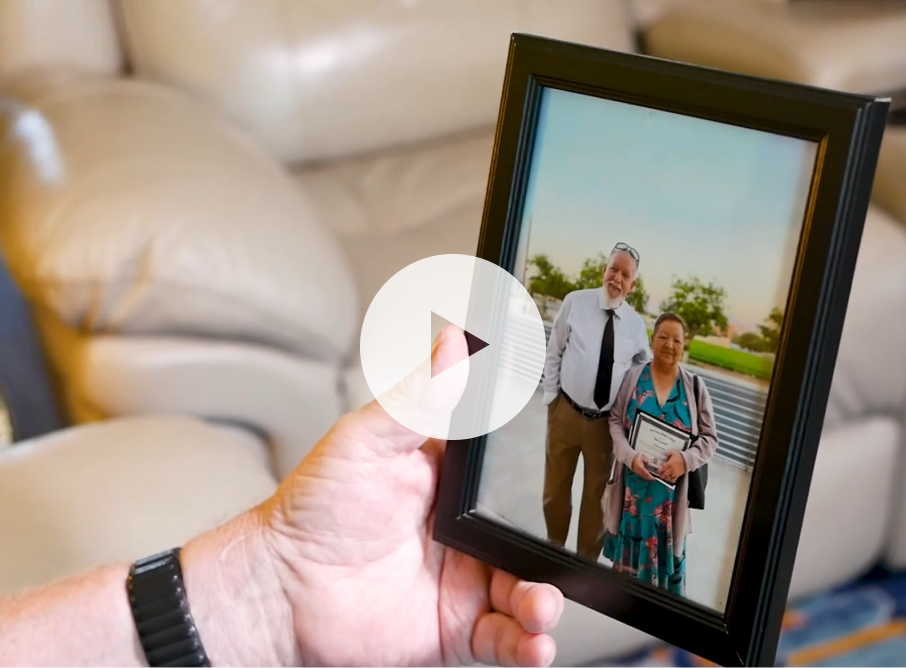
left=432, top=32, right=888, bottom=667
left=629, top=411, right=692, bottom=488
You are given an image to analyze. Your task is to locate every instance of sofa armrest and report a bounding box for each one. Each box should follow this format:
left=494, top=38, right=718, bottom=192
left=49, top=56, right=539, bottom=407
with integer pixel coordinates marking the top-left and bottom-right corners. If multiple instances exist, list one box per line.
left=0, top=75, right=358, bottom=366
left=0, top=414, right=277, bottom=595
left=789, top=416, right=901, bottom=598
left=68, top=335, right=345, bottom=479
left=824, top=206, right=906, bottom=427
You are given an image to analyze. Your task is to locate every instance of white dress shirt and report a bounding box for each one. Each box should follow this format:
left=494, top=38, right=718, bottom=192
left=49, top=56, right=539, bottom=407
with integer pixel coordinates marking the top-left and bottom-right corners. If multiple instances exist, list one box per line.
left=541, top=288, right=651, bottom=411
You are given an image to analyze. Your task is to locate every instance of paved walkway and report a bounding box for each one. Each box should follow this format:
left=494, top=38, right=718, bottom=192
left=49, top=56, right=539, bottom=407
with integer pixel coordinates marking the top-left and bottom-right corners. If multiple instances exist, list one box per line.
left=477, top=387, right=752, bottom=613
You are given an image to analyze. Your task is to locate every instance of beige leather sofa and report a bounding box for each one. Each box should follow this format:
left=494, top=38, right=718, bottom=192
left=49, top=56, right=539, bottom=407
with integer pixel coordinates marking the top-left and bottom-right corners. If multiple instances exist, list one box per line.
left=1, top=1, right=906, bottom=665
left=640, top=0, right=906, bottom=105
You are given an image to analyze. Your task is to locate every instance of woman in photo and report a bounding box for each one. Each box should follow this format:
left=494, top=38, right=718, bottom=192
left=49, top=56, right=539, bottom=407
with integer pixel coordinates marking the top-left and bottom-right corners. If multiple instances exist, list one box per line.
left=601, top=312, right=718, bottom=595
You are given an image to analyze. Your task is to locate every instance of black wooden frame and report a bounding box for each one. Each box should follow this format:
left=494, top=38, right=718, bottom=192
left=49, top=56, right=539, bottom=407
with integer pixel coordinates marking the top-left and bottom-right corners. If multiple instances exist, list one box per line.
left=432, top=33, right=889, bottom=667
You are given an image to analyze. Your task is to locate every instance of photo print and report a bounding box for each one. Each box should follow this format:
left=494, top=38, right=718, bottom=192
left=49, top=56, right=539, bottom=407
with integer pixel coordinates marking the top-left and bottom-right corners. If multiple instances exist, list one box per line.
left=474, top=85, right=818, bottom=614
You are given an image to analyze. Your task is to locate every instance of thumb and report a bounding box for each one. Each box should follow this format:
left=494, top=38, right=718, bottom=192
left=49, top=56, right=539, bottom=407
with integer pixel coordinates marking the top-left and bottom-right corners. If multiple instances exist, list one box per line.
left=342, top=323, right=470, bottom=456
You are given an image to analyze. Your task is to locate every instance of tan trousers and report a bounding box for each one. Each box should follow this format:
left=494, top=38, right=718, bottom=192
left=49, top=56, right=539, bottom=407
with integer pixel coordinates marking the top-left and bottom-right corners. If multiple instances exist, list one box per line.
left=542, top=393, right=614, bottom=560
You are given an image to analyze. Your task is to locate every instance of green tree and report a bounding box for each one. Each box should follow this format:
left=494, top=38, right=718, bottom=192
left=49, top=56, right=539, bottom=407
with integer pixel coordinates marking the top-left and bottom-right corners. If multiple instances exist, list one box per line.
left=526, top=254, right=576, bottom=301
left=733, top=331, right=767, bottom=353
left=625, top=274, right=650, bottom=315
left=757, top=307, right=784, bottom=354
left=572, top=253, right=650, bottom=314
left=574, top=254, right=607, bottom=290
left=660, top=276, right=729, bottom=343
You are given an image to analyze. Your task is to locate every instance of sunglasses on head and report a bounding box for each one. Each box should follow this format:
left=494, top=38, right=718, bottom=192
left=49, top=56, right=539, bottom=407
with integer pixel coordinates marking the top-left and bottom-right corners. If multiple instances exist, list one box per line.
left=613, top=242, right=640, bottom=264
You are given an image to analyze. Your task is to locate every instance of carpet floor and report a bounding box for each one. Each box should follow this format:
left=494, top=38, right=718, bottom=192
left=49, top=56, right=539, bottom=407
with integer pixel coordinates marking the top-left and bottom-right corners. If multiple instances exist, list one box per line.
left=608, top=568, right=906, bottom=667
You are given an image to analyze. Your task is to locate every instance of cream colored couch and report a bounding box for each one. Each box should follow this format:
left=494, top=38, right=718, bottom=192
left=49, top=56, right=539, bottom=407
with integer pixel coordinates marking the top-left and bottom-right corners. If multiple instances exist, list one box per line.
left=640, top=0, right=906, bottom=103
left=1, top=1, right=905, bottom=665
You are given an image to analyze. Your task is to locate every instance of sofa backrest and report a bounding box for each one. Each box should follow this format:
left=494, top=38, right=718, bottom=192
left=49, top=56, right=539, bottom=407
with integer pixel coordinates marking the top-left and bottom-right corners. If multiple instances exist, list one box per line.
left=0, top=0, right=123, bottom=83
left=111, top=0, right=638, bottom=165
left=0, top=0, right=639, bottom=165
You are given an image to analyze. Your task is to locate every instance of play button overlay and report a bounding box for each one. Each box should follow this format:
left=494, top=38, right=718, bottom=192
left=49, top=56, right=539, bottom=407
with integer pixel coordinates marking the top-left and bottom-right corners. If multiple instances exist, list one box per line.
left=430, top=311, right=489, bottom=377
left=360, top=254, right=547, bottom=441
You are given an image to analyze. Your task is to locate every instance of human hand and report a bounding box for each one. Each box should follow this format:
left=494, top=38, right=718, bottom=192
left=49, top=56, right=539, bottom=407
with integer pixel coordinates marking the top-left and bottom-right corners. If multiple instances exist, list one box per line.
left=656, top=450, right=686, bottom=483
left=243, top=324, right=564, bottom=666
left=631, top=454, right=656, bottom=481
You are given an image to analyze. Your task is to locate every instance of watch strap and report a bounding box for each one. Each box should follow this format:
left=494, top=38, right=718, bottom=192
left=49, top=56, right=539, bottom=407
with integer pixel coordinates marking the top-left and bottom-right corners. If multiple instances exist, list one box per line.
left=126, top=548, right=211, bottom=667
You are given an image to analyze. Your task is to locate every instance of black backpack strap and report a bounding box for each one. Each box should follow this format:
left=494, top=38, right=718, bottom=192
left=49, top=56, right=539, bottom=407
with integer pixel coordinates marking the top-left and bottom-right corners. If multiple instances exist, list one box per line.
left=690, top=372, right=701, bottom=440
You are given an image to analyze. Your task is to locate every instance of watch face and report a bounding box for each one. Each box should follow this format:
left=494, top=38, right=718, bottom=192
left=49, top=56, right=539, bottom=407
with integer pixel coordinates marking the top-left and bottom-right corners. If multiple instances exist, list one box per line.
left=0, top=388, right=13, bottom=448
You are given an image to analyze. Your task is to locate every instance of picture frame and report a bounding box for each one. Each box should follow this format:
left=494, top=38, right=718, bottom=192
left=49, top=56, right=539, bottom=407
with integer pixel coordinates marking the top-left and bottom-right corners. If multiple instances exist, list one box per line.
left=432, top=33, right=889, bottom=667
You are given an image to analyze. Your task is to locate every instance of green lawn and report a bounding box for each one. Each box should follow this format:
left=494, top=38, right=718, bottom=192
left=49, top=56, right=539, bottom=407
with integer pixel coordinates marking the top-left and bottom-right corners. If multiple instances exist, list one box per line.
left=687, top=339, right=773, bottom=380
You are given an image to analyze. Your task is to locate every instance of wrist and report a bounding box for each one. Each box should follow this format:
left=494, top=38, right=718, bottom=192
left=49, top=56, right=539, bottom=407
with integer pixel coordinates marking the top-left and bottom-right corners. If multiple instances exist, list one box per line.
left=177, top=508, right=299, bottom=667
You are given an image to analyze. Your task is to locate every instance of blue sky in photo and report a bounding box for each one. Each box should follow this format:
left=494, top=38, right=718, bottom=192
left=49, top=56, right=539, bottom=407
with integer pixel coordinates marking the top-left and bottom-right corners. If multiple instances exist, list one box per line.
left=518, top=87, right=818, bottom=330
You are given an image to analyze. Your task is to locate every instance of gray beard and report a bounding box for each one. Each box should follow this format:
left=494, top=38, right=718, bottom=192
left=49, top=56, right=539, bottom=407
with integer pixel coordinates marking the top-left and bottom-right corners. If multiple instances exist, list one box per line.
left=601, top=285, right=625, bottom=310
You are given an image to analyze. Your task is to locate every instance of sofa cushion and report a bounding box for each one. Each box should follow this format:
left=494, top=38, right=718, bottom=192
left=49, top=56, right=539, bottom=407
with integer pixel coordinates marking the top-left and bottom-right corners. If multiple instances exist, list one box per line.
left=0, top=0, right=123, bottom=86
left=790, top=416, right=900, bottom=598
left=0, top=414, right=277, bottom=596
left=873, top=125, right=906, bottom=227
left=825, top=205, right=906, bottom=427
left=0, top=77, right=359, bottom=364
left=292, top=129, right=493, bottom=324
left=68, top=335, right=345, bottom=480
left=115, top=0, right=636, bottom=164
left=643, top=0, right=906, bottom=95
left=295, top=129, right=493, bottom=413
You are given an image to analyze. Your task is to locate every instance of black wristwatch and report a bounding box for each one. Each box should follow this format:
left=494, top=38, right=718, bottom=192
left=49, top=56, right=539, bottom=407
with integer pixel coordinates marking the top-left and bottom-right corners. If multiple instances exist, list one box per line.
left=126, top=548, right=211, bottom=667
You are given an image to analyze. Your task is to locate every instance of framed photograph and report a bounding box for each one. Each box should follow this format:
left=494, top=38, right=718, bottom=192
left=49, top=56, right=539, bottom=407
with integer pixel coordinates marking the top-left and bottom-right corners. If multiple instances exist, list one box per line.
left=432, top=33, right=889, bottom=667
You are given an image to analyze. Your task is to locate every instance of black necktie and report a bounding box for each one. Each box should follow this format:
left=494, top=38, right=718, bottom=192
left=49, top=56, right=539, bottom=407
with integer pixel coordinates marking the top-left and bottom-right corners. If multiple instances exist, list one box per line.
left=594, top=309, right=615, bottom=409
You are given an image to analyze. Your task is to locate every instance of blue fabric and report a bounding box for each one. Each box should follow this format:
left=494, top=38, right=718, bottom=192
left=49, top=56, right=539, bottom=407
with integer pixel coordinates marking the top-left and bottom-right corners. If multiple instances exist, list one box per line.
left=603, top=364, right=691, bottom=595
left=624, top=364, right=693, bottom=434
left=608, top=570, right=906, bottom=667
left=0, top=248, right=63, bottom=442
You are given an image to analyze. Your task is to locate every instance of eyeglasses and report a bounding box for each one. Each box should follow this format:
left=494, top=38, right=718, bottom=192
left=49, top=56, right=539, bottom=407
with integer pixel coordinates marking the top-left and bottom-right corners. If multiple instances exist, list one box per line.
left=613, top=242, right=640, bottom=264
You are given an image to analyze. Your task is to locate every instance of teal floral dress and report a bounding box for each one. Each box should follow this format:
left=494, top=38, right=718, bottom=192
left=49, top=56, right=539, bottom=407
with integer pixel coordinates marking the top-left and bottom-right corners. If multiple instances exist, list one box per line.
left=602, top=363, right=692, bottom=595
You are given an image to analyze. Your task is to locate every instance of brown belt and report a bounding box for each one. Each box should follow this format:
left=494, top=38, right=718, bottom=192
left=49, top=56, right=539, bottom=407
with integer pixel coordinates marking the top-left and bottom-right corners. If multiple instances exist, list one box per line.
left=561, top=391, right=609, bottom=420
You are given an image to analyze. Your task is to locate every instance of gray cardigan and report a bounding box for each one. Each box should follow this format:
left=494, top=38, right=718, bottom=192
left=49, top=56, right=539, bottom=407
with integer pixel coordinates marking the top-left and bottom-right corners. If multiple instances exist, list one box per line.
left=602, top=363, right=719, bottom=549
